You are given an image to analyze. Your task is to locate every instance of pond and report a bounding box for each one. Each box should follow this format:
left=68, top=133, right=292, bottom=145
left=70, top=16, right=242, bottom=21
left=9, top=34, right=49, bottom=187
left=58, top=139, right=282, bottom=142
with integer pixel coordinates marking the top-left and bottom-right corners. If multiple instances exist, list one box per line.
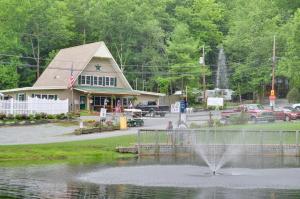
left=1, top=156, right=300, bottom=199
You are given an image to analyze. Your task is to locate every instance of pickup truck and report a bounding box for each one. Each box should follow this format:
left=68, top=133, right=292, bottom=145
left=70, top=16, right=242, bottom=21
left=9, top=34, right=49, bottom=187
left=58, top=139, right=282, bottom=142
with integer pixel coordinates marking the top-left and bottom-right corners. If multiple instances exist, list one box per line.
left=221, top=104, right=275, bottom=123
left=135, top=101, right=170, bottom=117
left=292, top=103, right=300, bottom=111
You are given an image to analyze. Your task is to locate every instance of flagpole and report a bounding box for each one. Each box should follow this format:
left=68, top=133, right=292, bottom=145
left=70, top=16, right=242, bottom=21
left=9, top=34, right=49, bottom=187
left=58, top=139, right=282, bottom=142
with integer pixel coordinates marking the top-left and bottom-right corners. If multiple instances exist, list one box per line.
left=71, top=62, right=74, bottom=113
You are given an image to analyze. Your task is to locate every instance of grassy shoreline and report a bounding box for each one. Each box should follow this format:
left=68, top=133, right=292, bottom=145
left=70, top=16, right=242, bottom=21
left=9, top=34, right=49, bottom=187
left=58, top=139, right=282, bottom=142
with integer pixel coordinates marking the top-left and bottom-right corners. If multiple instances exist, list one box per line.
left=1, top=122, right=300, bottom=166
left=0, top=134, right=136, bottom=166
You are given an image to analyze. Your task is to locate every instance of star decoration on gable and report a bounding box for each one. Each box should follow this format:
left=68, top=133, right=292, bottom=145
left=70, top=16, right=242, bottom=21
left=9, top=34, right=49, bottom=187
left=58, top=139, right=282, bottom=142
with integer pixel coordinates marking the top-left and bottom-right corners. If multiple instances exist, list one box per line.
left=95, top=64, right=102, bottom=71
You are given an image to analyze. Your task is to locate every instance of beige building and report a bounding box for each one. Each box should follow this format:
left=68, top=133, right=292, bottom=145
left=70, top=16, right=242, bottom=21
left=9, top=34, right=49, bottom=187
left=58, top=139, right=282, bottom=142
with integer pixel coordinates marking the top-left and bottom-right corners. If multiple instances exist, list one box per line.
left=0, top=42, right=164, bottom=112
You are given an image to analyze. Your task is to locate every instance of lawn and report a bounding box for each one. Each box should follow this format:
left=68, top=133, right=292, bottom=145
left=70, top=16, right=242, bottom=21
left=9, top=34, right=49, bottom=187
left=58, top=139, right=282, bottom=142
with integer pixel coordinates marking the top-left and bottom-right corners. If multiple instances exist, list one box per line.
left=216, top=121, right=300, bottom=131
left=0, top=135, right=136, bottom=166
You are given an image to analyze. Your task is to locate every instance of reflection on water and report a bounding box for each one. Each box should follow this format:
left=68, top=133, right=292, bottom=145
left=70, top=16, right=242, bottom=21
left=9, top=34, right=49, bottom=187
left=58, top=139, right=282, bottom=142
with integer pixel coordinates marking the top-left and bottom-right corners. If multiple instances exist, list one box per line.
left=0, top=156, right=300, bottom=199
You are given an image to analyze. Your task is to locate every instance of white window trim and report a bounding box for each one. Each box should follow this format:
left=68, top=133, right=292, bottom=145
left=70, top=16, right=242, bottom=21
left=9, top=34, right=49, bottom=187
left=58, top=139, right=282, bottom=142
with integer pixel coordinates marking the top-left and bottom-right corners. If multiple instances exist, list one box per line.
left=17, top=93, right=26, bottom=101
left=79, top=75, right=117, bottom=87
left=32, top=94, right=58, bottom=100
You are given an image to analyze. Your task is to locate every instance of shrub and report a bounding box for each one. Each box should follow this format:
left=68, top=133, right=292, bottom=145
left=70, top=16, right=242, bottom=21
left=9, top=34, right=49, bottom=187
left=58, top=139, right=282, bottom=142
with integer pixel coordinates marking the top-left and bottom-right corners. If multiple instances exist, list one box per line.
left=6, top=114, right=14, bottom=120
left=47, top=114, right=55, bottom=119
left=15, top=114, right=28, bottom=120
left=34, top=113, right=42, bottom=120
left=0, top=113, right=6, bottom=120
left=106, top=120, right=113, bottom=126
left=287, top=87, right=300, bottom=103
left=56, top=113, right=68, bottom=120
left=40, top=112, right=47, bottom=119
left=29, top=114, right=35, bottom=120
left=228, top=111, right=249, bottom=125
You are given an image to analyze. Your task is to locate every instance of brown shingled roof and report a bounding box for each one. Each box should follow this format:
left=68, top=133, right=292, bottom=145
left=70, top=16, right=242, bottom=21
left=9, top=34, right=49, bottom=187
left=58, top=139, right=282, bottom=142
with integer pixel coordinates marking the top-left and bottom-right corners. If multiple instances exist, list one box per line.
left=33, top=42, right=119, bottom=88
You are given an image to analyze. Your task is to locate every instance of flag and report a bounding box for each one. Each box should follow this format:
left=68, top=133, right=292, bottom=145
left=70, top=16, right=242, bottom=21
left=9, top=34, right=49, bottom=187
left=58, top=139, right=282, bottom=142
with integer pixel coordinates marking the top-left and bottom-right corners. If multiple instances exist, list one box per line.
left=68, top=64, right=75, bottom=89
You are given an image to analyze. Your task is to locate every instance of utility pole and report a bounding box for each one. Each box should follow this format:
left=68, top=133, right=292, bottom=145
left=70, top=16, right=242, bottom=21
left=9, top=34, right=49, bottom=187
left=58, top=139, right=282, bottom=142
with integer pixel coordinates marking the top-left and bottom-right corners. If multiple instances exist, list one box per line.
left=135, top=78, right=138, bottom=90
left=272, top=35, right=276, bottom=92
left=200, top=45, right=206, bottom=104
left=270, top=35, right=276, bottom=110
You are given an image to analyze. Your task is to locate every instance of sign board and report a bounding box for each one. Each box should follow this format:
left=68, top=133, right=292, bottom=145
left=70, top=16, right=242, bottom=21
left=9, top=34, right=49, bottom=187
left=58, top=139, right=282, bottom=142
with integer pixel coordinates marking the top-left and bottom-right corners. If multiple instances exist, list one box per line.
left=271, top=90, right=275, bottom=96
left=207, top=97, right=224, bottom=107
left=100, top=108, right=107, bottom=119
left=171, top=102, right=180, bottom=113
left=199, top=57, right=204, bottom=64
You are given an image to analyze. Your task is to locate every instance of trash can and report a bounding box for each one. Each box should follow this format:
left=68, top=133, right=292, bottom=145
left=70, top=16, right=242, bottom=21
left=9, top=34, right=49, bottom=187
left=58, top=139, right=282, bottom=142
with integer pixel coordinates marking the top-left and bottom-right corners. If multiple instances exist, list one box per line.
left=120, top=116, right=127, bottom=130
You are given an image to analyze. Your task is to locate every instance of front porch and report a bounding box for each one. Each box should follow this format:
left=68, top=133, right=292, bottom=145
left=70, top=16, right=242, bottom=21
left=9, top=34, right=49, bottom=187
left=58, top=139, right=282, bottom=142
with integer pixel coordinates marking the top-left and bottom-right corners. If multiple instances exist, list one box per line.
left=74, top=86, right=138, bottom=112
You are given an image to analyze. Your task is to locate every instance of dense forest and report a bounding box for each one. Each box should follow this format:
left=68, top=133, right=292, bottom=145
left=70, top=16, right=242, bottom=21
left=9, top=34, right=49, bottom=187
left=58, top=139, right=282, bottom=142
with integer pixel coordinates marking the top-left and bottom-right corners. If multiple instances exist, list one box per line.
left=0, top=0, right=299, bottom=101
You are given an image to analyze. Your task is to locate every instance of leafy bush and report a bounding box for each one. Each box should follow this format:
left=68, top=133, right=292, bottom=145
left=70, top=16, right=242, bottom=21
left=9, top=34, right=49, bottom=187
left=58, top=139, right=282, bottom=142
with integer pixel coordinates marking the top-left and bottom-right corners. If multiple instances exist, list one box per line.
left=0, top=113, right=6, bottom=120
left=29, top=114, right=35, bottom=120
left=34, top=113, right=42, bottom=120
left=6, top=114, right=14, bottom=120
left=67, top=113, right=77, bottom=119
left=55, top=113, right=68, bottom=120
left=40, top=112, right=47, bottom=119
left=47, top=114, right=55, bottom=119
left=228, top=111, right=249, bottom=125
left=287, top=87, right=300, bottom=103
left=15, top=114, right=28, bottom=120
left=106, top=120, right=113, bottom=126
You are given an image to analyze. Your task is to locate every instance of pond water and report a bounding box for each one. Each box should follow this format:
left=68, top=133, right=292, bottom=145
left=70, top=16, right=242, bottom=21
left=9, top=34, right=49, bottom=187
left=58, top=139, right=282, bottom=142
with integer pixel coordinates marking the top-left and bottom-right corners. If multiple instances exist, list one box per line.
left=1, top=156, right=300, bottom=199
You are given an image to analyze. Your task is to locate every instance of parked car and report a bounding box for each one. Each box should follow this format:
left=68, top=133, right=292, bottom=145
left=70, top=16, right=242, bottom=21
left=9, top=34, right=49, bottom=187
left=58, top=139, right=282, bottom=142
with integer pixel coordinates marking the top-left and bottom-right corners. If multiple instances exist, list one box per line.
left=135, top=101, right=169, bottom=117
left=282, top=106, right=300, bottom=121
left=270, top=107, right=286, bottom=121
left=292, top=103, right=300, bottom=111
left=221, top=104, right=275, bottom=123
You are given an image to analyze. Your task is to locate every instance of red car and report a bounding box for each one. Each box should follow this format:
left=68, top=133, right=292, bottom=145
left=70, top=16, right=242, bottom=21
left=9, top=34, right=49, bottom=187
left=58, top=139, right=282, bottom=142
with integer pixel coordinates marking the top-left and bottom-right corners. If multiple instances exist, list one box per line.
left=282, top=106, right=300, bottom=121
left=221, top=104, right=275, bottom=123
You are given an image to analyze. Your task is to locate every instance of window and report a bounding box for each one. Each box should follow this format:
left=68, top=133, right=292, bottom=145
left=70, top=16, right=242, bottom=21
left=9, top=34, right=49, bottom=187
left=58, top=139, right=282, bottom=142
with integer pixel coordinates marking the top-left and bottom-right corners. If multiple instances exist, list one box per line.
left=86, top=76, right=91, bottom=85
left=94, top=76, right=98, bottom=85
left=122, top=98, right=128, bottom=106
left=105, top=77, right=110, bottom=86
left=114, top=77, right=117, bottom=87
left=110, top=77, right=115, bottom=86
left=94, top=96, right=101, bottom=105
left=17, top=93, right=25, bottom=101
left=35, top=94, right=41, bottom=99
left=81, top=76, right=86, bottom=85
left=42, top=95, right=48, bottom=99
left=48, top=95, right=55, bottom=100
left=78, top=75, right=82, bottom=85
left=98, top=77, right=103, bottom=86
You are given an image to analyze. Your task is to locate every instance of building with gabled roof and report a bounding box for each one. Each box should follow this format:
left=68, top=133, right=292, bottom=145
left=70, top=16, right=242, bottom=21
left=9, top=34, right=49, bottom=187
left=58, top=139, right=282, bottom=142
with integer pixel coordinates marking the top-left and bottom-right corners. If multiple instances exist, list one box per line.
left=0, top=42, right=164, bottom=112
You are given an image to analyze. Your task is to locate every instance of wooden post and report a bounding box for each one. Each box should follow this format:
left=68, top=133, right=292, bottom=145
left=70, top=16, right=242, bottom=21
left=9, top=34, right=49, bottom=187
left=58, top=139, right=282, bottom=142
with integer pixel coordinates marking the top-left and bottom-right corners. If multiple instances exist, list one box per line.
left=137, top=130, right=141, bottom=155
left=280, top=131, right=283, bottom=156
left=155, top=130, right=160, bottom=156
left=260, top=130, right=263, bottom=156
left=296, top=131, right=299, bottom=156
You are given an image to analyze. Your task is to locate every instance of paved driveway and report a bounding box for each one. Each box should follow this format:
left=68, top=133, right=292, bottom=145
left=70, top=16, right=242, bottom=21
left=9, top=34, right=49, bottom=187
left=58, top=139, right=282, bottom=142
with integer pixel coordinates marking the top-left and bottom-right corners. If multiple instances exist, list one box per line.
left=0, top=112, right=215, bottom=145
left=0, top=114, right=177, bottom=145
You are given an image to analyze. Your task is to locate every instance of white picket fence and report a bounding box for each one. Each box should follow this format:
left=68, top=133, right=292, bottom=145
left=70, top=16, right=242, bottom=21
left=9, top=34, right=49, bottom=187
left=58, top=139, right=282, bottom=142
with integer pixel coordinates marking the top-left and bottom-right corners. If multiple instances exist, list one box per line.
left=0, top=97, right=69, bottom=115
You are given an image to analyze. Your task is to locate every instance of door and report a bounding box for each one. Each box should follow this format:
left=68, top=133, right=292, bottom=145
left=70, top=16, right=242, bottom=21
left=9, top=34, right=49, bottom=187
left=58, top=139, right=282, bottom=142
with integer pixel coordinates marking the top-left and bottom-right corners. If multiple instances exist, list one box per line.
left=80, top=96, right=87, bottom=110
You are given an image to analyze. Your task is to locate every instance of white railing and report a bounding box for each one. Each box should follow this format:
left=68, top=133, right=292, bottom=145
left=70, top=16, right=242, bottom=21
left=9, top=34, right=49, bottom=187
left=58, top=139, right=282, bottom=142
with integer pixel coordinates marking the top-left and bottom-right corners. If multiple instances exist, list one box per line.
left=0, top=97, right=69, bottom=115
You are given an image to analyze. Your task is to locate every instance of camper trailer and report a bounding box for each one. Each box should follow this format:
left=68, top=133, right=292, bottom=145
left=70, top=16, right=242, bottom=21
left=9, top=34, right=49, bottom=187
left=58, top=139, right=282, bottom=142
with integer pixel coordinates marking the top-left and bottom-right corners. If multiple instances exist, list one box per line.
left=198, top=88, right=234, bottom=101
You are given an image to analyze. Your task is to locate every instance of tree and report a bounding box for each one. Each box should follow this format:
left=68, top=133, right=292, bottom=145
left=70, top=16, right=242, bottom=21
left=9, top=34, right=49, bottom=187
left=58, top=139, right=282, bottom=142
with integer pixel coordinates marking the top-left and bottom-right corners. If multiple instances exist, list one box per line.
left=0, top=59, right=19, bottom=90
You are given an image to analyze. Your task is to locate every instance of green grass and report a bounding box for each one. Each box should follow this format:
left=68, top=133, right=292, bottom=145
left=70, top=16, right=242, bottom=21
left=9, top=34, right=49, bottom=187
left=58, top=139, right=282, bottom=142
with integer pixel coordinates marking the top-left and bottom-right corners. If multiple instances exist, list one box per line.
left=216, top=121, right=300, bottom=131
left=80, top=110, right=98, bottom=116
left=0, top=135, right=136, bottom=166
